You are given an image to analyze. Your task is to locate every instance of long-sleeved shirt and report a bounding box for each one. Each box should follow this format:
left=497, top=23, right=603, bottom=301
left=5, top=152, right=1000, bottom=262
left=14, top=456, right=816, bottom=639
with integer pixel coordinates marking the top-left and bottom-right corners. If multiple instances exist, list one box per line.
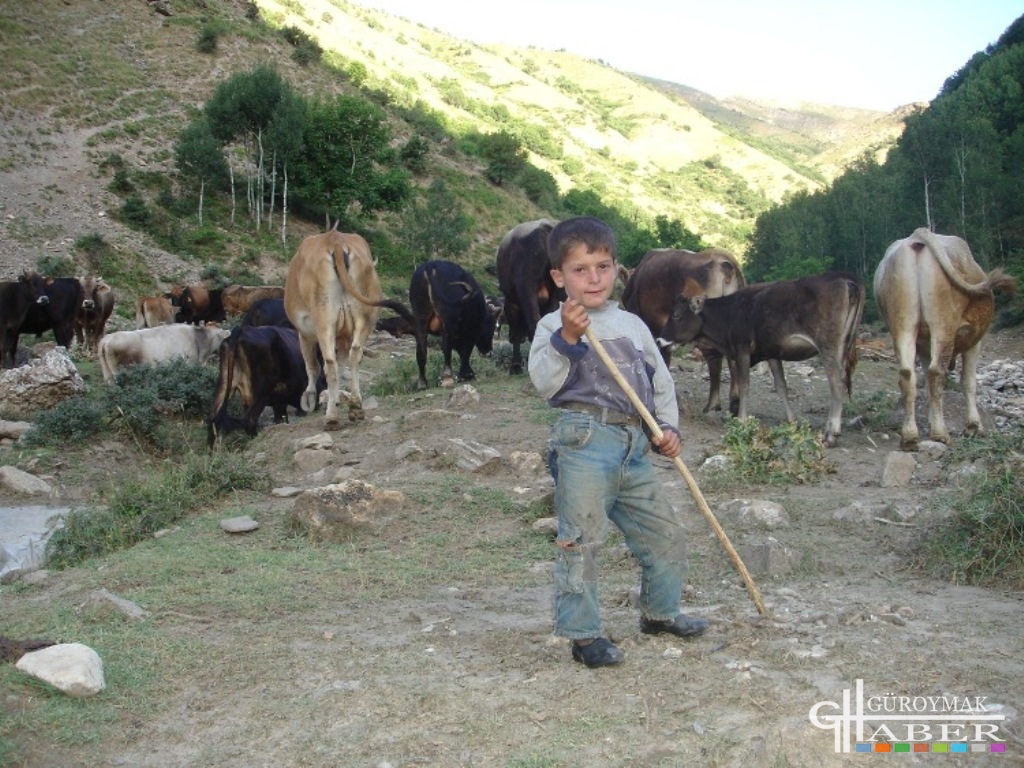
left=528, top=301, right=679, bottom=430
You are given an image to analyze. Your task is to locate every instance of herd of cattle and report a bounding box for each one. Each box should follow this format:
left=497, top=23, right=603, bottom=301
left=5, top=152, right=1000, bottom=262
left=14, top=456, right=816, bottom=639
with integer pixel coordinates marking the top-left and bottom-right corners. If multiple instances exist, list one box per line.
left=0, top=222, right=1015, bottom=451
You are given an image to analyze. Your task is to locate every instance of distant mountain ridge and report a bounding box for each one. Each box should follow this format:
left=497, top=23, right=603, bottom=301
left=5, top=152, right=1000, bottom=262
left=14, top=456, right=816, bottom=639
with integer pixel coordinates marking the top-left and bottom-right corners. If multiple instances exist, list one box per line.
left=259, top=0, right=911, bottom=253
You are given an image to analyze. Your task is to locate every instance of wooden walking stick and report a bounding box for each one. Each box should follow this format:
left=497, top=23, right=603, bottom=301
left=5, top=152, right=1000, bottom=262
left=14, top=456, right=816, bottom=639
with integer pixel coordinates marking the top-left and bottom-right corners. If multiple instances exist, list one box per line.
left=583, top=327, right=769, bottom=617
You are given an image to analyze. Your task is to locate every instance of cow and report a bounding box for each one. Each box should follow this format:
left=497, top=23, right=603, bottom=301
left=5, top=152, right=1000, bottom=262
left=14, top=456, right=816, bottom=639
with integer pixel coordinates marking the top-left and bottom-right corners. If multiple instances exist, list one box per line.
left=135, top=295, right=175, bottom=328
left=221, top=284, right=286, bottom=318
left=175, top=285, right=226, bottom=325
left=0, top=273, right=48, bottom=368
left=662, top=272, right=866, bottom=447
left=284, top=226, right=412, bottom=428
left=873, top=228, right=1017, bottom=449
left=17, top=276, right=84, bottom=358
left=495, top=219, right=564, bottom=374
left=75, top=276, right=115, bottom=352
left=621, top=248, right=747, bottom=413
left=240, top=297, right=293, bottom=329
left=408, top=260, right=499, bottom=389
left=206, top=325, right=319, bottom=448
left=98, top=324, right=230, bottom=383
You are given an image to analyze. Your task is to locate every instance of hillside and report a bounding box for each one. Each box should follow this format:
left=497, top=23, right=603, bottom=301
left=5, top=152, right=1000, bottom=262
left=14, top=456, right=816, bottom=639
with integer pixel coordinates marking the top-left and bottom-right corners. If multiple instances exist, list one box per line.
left=0, top=0, right=906, bottom=299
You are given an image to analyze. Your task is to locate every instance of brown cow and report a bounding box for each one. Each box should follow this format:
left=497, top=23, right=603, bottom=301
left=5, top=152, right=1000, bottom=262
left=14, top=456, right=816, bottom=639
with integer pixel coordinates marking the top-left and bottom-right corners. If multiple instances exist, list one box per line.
left=221, top=284, right=286, bottom=317
left=284, top=226, right=411, bottom=428
left=621, top=248, right=746, bottom=413
left=873, top=228, right=1017, bottom=449
left=662, top=272, right=866, bottom=447
left=135, top=295, right=175, bottom=328
left=75, top=276, right=115, bottom=352
left=175, top=285, right=226, bottom=325
left=495, top=219, right=564, bottom=374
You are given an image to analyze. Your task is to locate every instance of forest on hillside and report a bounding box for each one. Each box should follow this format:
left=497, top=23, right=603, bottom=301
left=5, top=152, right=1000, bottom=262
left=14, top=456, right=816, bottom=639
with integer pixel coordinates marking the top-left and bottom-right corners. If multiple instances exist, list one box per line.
left=744, top=13, right=1024, bottom=323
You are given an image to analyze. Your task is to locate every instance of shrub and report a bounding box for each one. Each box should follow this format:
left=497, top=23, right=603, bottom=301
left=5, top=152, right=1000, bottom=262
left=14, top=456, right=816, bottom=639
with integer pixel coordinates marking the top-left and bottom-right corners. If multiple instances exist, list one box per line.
left=719, top=417, right=833, bottom=485
left=919, top=461, right=1024, bottom=588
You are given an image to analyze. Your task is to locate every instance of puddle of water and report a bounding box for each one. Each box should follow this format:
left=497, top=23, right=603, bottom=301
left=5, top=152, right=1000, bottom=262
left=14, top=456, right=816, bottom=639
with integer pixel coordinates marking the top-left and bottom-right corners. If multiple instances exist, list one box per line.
left=0, top=506, right=69, bottom=578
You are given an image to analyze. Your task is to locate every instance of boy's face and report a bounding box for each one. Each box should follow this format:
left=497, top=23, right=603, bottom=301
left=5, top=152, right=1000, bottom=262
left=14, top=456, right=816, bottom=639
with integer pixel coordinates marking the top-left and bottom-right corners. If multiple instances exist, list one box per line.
left=551, top=243, right=616, bottom=310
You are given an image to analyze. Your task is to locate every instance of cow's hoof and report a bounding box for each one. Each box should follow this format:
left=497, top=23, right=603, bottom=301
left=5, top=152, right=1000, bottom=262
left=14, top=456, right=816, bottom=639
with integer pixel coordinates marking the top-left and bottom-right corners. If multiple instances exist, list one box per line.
left=440, top=376, right=455, bottom=388
left=348, top=407, right=365, bottom=422
left=324, top=417, right=342, bottom=431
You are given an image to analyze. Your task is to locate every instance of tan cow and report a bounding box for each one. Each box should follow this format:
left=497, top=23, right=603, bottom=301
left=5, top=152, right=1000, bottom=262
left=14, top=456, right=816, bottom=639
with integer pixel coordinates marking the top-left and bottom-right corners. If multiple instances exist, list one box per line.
left=135, top=295, right=175, bottom=328
left=285, top=227, right=408, bottom=428
left=874, top=228, right=1016, bottom=449
left=221, top=284, right=286, bottom=317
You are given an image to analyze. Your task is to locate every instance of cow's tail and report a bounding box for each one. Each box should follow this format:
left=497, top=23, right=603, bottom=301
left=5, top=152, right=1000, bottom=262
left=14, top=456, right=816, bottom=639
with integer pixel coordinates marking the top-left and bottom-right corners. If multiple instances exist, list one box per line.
left=914, top=227, right=1011, bottom=297
left=841, top=275, right=866, bottom=398
left=207, top=332, right=238, bottom=449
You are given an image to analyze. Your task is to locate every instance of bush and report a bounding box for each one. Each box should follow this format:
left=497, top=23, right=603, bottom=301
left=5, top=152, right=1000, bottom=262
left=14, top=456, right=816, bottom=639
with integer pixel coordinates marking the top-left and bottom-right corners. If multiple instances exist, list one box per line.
left=719, top=417, right=833, bottom=485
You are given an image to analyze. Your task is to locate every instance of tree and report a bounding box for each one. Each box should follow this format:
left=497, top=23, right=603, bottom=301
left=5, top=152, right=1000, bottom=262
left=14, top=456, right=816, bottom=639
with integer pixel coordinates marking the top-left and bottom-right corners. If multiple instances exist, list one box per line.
left=295, top=95, right=411, bottom=224
left=478, top=131, right=526, bottom=186
left=174, top=117, right=228, bottom=226
left=397, top=180, right=473, bottom=265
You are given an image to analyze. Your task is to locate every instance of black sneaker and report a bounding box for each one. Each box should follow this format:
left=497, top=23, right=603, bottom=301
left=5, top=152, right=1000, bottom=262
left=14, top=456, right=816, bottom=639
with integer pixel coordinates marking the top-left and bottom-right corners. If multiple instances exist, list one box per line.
left=639, top=614, right=709, bottom=638
left=571, top=637, right=625, bottom=667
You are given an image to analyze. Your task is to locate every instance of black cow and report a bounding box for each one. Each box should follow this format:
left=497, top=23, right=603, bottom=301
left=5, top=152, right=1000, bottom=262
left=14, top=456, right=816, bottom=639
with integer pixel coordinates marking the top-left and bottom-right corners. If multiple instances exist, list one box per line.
left=0, top=273, right=48, bottom=368
left=495, top=219, right=564, bottom=374
left=207, top=325, right=320, bottom=447
left=239, top=297, right=293, bottom=329
left=409, top=260, right=498, bottom=389
left=176, top=285, right=226, bottom=325
left=662, top=272, right=866, bottom=447
left=17, top=276, right=84, bottom=358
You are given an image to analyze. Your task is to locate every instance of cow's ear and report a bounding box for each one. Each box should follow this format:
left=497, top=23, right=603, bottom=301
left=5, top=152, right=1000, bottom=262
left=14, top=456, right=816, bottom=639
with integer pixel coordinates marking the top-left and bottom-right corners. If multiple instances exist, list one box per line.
left=688, top=296, right=705, bottom=314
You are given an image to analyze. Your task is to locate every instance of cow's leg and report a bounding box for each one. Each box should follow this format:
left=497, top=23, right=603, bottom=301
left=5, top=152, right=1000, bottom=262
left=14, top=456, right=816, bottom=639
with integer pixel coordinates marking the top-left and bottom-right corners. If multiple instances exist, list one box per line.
left=892, top=333, right=920, bottom=449
left=820, top=355, right=846, bottom=448
left=702, top=348, right=723, bottom=412
left=455, top=342, right=475, bottom=383
left=345, top=323, right=372, bottom=422
left=925, top=340, right=954, bottom=444
left=440, top=333, right=455, bottom=387
left=727, top=357, right=741, bottom=416
left=414, top=328, right=430, bottom=390
left=733, top=354, right=752, bottom=421
left=299, top=332, right=329, bottom=422
left=767, top=359, right=796, bottom=422
left=960, top=344, right=984, bottom=435
left=508, top=328, right=526, bottom=375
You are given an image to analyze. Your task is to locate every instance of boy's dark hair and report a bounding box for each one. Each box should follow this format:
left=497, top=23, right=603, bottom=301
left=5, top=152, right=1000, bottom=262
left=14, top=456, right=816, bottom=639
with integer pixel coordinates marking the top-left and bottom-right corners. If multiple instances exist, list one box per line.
left=547, top=216, right=617, bottom=270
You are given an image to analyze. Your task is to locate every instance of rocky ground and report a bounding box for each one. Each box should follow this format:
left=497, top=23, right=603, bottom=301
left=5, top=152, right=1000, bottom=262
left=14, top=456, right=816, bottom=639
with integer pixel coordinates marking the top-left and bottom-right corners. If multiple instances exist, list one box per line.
left=3, top=326, right=1023, bottom=767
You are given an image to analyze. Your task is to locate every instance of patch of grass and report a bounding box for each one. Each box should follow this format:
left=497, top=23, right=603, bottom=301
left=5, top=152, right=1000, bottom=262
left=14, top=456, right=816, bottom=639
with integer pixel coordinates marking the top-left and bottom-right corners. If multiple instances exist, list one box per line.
left=716, top=416, right=835, bottom=485
left=45, top=451, right=267, bottom=569
left=917, top=437, right=1024, bottom=588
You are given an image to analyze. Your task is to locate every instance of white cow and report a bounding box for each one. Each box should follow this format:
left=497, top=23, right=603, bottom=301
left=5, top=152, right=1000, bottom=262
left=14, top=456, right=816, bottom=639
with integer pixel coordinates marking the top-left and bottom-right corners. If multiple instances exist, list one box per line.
left=98, top=324, right=230, bottom=383
left=873, top=227, right=1017, bottom=448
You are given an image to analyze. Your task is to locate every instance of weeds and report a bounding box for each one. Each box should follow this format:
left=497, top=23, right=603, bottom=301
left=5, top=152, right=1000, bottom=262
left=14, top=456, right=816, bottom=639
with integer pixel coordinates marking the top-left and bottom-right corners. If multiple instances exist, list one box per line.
left=718, top=416, right=834, bottom=485
left=45, top=452, right=267, bottom=569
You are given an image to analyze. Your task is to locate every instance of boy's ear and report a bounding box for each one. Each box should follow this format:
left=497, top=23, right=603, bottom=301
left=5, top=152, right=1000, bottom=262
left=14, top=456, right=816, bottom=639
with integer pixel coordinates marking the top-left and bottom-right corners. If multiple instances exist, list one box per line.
left=550, top=268, right=565, bottom=288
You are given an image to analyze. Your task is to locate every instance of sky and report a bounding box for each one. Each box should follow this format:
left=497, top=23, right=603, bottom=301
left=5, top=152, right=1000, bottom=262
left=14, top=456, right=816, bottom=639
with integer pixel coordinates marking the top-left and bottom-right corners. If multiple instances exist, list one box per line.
left=354, top=0, right=1021, bottom=111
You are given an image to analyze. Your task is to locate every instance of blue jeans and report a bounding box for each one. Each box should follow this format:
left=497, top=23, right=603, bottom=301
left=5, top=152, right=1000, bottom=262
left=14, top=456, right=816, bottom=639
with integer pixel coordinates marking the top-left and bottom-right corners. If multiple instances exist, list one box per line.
left=547, top=411, right=688, bottom=640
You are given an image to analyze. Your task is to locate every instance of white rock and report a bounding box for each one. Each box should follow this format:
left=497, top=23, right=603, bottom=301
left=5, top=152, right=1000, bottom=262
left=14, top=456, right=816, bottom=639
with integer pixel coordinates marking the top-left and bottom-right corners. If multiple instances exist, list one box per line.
left=15, top=642, right=106, bottom=697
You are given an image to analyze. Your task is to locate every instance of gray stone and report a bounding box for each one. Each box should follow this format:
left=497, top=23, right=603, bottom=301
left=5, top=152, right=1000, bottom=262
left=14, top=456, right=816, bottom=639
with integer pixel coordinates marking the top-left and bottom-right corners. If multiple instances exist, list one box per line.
left=76, top=588, right=148, bottom=622
left=881, top=451, right=917, bottom=487
left=0, top=347, right=85, bottom=412
left=736, top=537, right=802, bottom=577
left=445, top=438, right=501, bottom=473
left=290, top=480, right=408, bottom=542
left=0, top=420, right=31, bottom=440
left=0, top=466, right=53, bottom=496
left=720, top=498, right=790, bottom=528
left=220, top=516, right=259, bottom=533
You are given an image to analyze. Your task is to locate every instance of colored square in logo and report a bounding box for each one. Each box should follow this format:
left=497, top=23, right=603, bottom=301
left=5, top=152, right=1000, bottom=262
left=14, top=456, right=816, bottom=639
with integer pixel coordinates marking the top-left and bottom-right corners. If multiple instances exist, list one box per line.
left=971, top=743, right=988, bottom=753
left=894, top=743, right=910, bottom=753
left=951, top=743, right=968, bottom=753
left=991, top=743, right=1007, bottom=753
left=855, top=744, right=872, bottom=753
left=875, top=744, right=892, bottom=753
left=932, top=743, right=950, bottom=753
left=913, top=743, right=929, bottom=752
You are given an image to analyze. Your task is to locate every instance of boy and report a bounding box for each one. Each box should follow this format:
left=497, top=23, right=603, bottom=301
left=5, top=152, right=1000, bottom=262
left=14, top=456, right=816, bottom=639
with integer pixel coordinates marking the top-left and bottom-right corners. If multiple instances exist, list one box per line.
left=528, top=216, right=708, bottom=668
